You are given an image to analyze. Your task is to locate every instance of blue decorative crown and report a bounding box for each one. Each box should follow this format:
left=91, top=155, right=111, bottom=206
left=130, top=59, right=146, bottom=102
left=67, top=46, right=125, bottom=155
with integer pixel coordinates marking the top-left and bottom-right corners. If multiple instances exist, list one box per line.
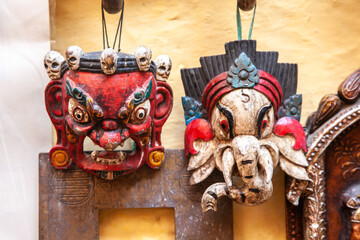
left=227, top=52, right=259, bottom=88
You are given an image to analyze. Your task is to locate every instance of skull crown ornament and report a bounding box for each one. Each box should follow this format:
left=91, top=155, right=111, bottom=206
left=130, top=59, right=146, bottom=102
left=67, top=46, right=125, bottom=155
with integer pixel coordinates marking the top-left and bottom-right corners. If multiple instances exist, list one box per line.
left=181, top=40, right=310, bottom=212
left=44, top=46, right=173, bottom=180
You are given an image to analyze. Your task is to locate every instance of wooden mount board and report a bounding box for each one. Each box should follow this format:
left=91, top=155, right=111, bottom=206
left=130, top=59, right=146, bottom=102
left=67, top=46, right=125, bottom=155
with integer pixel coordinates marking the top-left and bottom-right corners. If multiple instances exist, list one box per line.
left=39, top=149, right=233, bottom=239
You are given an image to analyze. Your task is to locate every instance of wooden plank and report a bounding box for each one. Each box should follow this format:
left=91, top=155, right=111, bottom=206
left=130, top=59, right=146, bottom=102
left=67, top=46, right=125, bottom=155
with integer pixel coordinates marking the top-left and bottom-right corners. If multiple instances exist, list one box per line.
left=39, top=149, right=233, bottom=239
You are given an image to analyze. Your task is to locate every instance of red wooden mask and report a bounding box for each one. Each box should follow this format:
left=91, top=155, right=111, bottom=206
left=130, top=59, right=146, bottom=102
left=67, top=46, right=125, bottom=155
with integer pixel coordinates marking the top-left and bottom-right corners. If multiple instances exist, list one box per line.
left=44, top=47, right=173, bottom=179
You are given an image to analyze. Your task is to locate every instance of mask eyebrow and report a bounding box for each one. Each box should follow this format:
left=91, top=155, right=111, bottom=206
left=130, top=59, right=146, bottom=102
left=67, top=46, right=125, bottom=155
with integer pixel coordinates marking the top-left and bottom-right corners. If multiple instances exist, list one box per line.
left=134, top=79, right=153, bottom=107
left=216, top=103, right=234, bottom=138
left=256, top=103, right=272, bottom=139
left=65, top=78, right=88, bottom=106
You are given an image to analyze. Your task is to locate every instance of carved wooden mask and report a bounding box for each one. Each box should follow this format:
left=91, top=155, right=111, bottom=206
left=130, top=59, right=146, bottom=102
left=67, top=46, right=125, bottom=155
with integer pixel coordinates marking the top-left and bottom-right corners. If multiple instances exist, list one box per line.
left=181, top=40, right=310, bottom=211
left=44, top=46, right=173, bottom=179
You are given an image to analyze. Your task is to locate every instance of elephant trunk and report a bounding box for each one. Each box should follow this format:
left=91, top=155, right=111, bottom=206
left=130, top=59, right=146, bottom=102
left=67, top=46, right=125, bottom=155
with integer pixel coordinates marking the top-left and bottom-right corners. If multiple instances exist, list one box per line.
left=202, top=135, right=275, bottom=212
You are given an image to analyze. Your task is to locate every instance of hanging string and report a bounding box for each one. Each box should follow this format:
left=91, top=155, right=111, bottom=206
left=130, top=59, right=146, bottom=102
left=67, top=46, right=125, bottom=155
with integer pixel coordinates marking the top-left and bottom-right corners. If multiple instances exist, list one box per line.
left=113, top=0, right=125, bottom=51
left=236, top=2, right=242, bottom=40
left=236, top=1, right=257, bottom=40
left=248, top=4, right=256, bottom=39
left=102, top=2, right=110, bottom=49
left=101, top=0, right=125, bottom=51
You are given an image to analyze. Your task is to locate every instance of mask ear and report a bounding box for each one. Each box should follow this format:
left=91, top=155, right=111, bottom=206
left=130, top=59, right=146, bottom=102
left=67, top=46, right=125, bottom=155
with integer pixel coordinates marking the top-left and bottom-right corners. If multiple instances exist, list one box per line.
left=185, top=118, right=213, bottom=156
left=273, top=117, right=307, bottom=152
left=45, top=79, right=64, bottom=126
left=152, top=81, right=173, bottom=146
left=45, top=78, right=72, bottom=169
left=45, top=79, right=66, bottom=144
left=154, top=81, right=173, bottom=122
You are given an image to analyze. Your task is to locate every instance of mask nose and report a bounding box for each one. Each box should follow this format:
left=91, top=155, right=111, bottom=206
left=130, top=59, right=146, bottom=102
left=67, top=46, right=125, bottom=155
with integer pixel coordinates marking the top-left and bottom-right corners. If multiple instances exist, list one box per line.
left=101, top=120, right=118, bottom=131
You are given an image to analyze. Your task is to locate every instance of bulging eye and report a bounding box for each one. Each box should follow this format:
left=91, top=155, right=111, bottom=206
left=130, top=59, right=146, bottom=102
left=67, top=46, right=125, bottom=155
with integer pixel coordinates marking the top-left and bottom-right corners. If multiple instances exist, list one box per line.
left=135, top=107, right=146, bottom=121
left=68, top=98, right=89, bottom=123
left=129, top=100, right=150, bottom=124
left=220, top=119, right=229, bottom=131
left=73, top=108, right=85, bottom=121
left=71, top=107, right=89, bottom=123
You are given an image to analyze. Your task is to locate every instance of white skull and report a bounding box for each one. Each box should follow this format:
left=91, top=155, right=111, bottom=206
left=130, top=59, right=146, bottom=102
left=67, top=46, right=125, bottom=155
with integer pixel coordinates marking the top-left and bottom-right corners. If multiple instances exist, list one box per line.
left=100, top=48, right=118, bottom=75
left=154, top=55, right=172, bottom=81
left=134, top=46, right=152, bottom=71
left=65, top=46, right=83, bottom=71
left=44, top=51, right=65, bottom=80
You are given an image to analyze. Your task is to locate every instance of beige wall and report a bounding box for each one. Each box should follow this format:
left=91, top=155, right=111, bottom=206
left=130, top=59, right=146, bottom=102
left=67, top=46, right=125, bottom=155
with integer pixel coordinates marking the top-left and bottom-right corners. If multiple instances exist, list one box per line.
left=54, top=0, right=360, bottom=239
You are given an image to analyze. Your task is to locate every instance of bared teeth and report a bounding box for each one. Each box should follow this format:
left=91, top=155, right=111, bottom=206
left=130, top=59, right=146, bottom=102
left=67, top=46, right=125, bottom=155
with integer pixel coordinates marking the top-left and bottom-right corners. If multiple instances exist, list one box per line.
left=91, top=150, right=99, bottom=161
left=107, top=171, right=114, bottom=180
left=119, top=151, right=127, bottom=161
left=90, top=151, right=127, bottom=165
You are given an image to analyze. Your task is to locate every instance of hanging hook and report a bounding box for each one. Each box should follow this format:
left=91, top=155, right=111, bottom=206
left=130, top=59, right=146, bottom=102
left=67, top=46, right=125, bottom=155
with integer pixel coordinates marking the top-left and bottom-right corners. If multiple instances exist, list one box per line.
left=102, top=0, right=124, bottom=14
left=237, top=0, right=256, bottom=11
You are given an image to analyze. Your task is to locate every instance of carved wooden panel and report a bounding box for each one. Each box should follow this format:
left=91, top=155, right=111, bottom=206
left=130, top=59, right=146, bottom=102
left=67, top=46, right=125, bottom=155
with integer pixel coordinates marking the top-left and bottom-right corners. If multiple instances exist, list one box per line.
left=286, top=68, right=360, bottom=240
left=326, top=122, right=360, bottom=239
left=39, top=149, right=233, bottom=240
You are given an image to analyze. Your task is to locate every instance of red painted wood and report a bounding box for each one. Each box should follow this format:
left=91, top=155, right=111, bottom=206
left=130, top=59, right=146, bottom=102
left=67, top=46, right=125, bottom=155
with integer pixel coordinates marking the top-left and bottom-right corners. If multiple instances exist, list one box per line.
left=273, top=117, right=307, bottom=152
left=45, top=69, right=173, bottom=177
left=184, top=118, right=213, bottom=155
left=202, top=72, right=231, bottom=113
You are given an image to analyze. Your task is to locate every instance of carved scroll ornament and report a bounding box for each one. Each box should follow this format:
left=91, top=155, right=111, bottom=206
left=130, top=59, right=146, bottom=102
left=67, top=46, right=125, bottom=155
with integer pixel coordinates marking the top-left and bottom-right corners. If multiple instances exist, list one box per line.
left=44, top=46, right=173, bottom=179
left=181, top=40, right=310, bottom=212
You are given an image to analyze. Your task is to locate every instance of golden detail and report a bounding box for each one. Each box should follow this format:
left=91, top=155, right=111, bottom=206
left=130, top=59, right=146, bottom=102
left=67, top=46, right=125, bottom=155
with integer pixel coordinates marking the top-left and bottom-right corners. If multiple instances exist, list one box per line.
left=148, top=151, right=164, bottom=168
left=139, top=127, right=151, bottom=146
left=67, top=134, right=77, bottom=144
left=66, top=125, right=78, bottom=144
left=353, top=208, right=360, bottom=222
left=51, top=150, right=70, bottom=167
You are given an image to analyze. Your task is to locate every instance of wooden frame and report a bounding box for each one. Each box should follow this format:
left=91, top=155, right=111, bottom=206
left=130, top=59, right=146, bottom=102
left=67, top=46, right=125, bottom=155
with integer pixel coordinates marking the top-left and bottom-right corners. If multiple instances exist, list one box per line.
left=39, top=150, right=233, bottom=239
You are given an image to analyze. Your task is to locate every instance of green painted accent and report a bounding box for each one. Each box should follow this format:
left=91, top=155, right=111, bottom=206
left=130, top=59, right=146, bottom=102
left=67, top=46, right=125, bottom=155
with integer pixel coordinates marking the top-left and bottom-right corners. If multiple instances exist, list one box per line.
left=65, top=78, right=87, bottom=105
left=236, top=1, right=242, bottom=40
left=132, top=141, right=136, bottom=152
left=248, top=4, right=256, bottom=39
left=144, top=79, right=153, bottom=99
left=237, top=2, right=257, bottom=40
left=134, top=91, right=145, bottom=105
left=65, top=79, right=72, bottom=97
left=133, top=80, right=153, bottom=107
